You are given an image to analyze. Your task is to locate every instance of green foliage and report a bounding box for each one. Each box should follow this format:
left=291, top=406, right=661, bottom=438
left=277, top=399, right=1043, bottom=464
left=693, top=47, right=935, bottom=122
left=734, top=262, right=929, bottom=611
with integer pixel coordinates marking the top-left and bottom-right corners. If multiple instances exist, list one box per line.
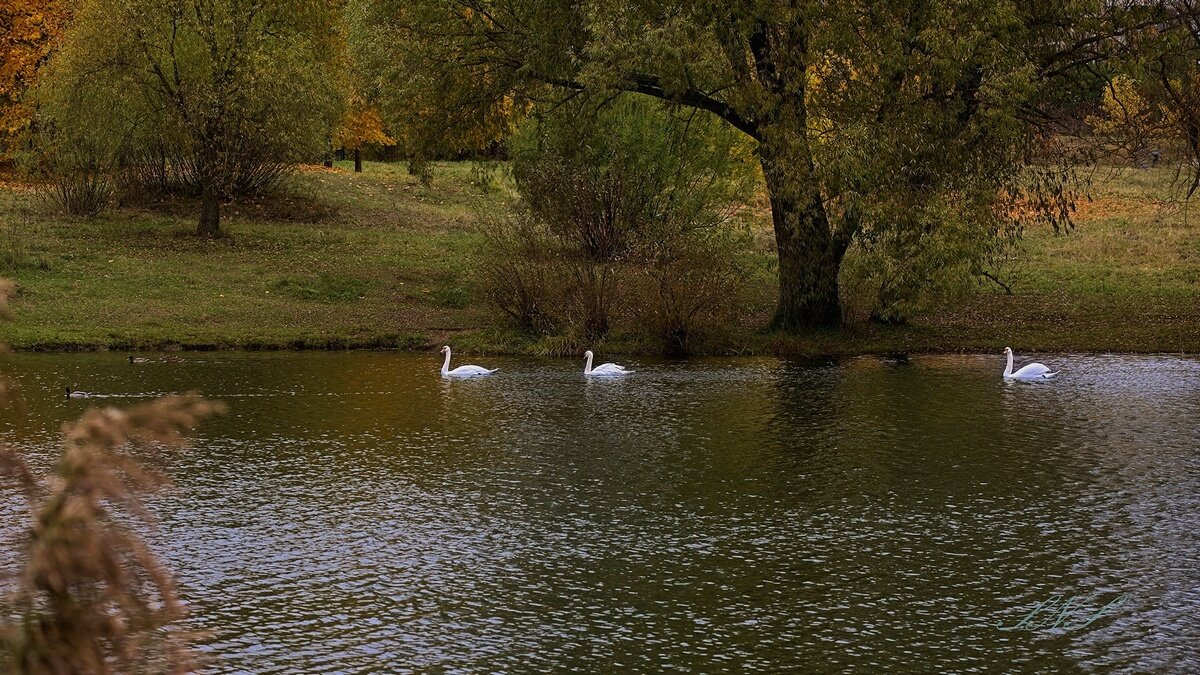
left=357, top=0, right=1118, bottom=329
left=1101, top=4, right=1200, bottom=197
left=486, top=94, right=754, bottom=353
left=1087, top=75, right=1168, bottom=164
left=33, top=0, right=344, bottom=232
left=510, top=94, right=756, bottom=260
left=433, top=280, right=470, bottom=309
left=2, top=161, right=1199, bottom=354
left=1, top=221, right=51, bottom=273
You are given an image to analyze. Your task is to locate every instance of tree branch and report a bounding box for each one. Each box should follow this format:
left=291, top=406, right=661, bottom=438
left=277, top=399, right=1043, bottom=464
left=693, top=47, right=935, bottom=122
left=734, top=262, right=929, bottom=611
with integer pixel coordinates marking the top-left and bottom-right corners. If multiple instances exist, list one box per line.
left=526, top=70, right=761, bottom=141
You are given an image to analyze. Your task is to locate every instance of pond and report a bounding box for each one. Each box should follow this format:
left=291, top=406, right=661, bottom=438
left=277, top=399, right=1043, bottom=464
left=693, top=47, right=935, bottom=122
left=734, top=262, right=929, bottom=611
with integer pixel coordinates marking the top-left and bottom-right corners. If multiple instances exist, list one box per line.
left=1, top=352, right=1198, bottom=672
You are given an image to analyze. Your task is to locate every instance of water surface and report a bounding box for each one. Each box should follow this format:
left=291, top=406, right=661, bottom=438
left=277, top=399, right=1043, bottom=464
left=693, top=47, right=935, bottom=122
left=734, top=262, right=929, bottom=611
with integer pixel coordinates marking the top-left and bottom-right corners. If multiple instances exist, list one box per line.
left=1, top=352, right=1198, bottom=672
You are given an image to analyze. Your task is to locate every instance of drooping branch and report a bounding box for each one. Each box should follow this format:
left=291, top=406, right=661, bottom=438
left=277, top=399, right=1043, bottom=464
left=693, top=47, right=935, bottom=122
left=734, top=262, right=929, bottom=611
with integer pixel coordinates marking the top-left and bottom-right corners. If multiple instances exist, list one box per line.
left=523, top=67, right=760, bottom=141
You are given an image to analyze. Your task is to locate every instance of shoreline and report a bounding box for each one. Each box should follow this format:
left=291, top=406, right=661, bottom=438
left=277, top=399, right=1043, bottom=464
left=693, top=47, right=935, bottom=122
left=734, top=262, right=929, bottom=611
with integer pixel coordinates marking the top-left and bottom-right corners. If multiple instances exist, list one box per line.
left=3, top=162, right=1197, bottom=359
left=5, top=331, right=1197, bottom=357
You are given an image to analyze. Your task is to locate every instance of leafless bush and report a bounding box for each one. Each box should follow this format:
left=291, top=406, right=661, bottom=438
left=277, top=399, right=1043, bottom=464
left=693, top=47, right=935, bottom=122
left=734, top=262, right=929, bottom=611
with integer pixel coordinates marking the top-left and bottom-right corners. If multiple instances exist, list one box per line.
left=482, top=212, right=623, bottom=341
left=48, top=170, right=113, bottom=217
left=44, top=149, right=115, bottom=218
left=563, top=255, right=620, bottom=342
left=121, top=139, right=290, bottom=201
left=630, top=233, right=748, bottom=356
left=481, top=214, right=564, bottom=334
left=516, top=157, right=650, bottom=261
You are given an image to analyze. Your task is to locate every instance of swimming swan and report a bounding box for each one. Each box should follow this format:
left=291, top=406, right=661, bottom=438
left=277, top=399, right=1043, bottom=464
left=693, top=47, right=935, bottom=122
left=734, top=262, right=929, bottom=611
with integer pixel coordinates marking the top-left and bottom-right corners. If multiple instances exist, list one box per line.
left=584, top=350, right=633, bottom=376
left=439, top=346, right=497, bottom=378
left=1003, top=347, right=1057, bottom=380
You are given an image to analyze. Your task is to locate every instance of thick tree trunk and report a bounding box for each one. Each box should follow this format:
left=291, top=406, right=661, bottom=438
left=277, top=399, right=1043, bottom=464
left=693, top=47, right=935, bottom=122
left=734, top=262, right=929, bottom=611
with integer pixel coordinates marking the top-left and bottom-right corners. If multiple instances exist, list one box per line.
left=354, top=147, right=363, bottom=173
left=760, top=156, right=846, bottom=331
left=197, top=185, right=221, bottom=237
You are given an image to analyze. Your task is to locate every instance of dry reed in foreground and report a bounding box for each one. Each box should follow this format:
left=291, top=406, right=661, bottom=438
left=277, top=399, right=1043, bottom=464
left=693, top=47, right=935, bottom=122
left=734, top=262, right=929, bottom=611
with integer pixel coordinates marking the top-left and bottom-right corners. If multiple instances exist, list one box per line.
left=1, top=278, right=225, bottom=674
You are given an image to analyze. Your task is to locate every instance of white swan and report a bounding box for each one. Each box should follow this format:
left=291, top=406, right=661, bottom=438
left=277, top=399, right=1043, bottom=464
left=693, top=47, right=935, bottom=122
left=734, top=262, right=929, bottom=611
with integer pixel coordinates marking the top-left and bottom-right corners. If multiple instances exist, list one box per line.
left=1003, top=347, right=1058, bottom=380
left=439, top=346, right=497, bottom=378
left=583, top=350, right=633, bottom=377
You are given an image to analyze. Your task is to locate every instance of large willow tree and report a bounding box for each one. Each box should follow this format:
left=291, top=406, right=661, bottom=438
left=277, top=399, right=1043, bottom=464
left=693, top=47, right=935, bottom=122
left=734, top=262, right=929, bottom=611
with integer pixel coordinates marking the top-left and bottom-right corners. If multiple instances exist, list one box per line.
left=356, top=0, right=1160, bottom=330
left=37, top=0, right=342, bottom=236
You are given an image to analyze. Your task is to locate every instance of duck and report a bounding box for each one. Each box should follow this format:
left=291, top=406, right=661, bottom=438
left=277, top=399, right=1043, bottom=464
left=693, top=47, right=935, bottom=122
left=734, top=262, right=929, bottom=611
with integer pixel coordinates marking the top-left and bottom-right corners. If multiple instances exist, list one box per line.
left=128, top=355, right=150, bottom=364
left=1002, top=347, right=1058, bottom=380
left=439, top=346, right=498, bottom=378
left=65, top=387, right=92, bottom=398
left=583, top=350, right=633, bottom=376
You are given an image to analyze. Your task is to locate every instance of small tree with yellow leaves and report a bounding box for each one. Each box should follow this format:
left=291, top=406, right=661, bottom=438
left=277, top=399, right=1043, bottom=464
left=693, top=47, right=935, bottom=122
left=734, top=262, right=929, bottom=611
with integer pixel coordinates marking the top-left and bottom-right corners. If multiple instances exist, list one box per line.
left=334, top=98, right=395, bottom=172
left=1087, top=75, right=1169, bottom=166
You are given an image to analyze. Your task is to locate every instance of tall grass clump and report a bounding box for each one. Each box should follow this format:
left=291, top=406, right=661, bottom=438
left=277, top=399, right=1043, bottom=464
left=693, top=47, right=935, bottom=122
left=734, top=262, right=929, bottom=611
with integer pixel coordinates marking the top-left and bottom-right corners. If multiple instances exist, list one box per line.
left=0, top=279, right=224, bottom=674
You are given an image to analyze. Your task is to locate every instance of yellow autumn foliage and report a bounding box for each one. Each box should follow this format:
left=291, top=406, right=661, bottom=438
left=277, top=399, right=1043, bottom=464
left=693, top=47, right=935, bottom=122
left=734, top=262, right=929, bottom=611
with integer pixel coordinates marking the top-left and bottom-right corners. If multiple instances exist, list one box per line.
left=0, top=0, right=71, bottom=157
left=1088, top=76, right=1155, bottom=135
left=334, top=99, right=395, bottom=150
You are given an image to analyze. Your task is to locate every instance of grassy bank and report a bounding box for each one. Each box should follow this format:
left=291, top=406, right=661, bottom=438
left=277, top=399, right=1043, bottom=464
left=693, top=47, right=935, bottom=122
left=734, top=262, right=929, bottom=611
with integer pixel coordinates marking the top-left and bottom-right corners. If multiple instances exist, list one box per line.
left=1, top=161, right=1197, bottom=355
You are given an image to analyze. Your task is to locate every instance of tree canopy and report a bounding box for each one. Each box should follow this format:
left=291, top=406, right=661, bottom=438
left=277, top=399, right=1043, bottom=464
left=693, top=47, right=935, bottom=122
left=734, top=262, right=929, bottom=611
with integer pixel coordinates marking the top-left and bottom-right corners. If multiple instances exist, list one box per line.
left=353, top=0, right=1162, bottom=330
left=35, top=0, right=344, bottom=234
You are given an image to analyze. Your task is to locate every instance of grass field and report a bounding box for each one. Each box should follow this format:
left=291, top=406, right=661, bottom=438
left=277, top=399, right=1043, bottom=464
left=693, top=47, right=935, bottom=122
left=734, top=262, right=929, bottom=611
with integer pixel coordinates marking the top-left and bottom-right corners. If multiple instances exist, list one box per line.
left=1, top=160, right=1197, bottom=355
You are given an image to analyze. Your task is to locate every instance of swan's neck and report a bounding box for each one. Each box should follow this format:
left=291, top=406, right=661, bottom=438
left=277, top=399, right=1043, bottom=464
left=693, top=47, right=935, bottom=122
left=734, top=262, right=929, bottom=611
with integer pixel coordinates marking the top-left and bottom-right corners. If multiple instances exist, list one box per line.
left=1004, top=351, right=1013, bottom=377
left=584, top=353, right=593, bottom=374
left=441, top=349, right=452, bottom=374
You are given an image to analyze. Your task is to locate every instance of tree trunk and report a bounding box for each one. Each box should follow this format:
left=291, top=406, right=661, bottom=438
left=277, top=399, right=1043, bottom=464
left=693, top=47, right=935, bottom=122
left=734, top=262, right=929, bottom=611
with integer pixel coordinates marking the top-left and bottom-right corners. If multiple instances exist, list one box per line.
left=197, top=185, right=221, bottom=237
left=760, top=156, right=846, bottom=331
left=354, top=147, right=363, bottom=173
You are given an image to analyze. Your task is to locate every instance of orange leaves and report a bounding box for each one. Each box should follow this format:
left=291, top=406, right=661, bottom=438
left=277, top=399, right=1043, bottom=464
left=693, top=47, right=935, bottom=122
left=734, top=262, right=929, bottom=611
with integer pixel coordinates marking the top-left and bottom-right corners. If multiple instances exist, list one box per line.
left=0, top=0, right=70, bottom=96
left=0, top=0, right=71, bottom=156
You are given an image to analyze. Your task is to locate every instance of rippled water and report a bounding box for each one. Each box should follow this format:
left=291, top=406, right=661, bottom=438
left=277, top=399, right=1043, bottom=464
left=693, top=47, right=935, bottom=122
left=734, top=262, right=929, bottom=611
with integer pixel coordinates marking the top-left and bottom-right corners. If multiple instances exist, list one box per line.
left=1, top=352, right=1198, bottom=672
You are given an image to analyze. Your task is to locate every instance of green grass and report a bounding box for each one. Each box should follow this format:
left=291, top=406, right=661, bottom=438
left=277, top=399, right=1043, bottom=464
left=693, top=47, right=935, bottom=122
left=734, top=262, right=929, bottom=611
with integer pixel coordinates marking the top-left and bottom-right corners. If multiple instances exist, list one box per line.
left=269, top=274, right=374, bottom=303
left=0, top=160, right=1197, bottom=355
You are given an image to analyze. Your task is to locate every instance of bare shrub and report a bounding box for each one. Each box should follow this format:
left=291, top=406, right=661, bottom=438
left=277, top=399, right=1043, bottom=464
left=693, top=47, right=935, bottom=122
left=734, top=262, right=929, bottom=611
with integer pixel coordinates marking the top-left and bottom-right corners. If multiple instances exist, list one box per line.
left=121, top=139, right=290, bottom=202
left=47, top=170, right=113, bottom=217
left=44, top=147, right=115, bottom=218
left=563, top=254, right=620, bottom=342
left=631, top=232, right=749, bottom=356
left=29, top=131, right=120, bottom=217
left=482, top=212, right=623, bottom=341
left=515, top=156, right=648, bottom=261
left=481, top=213, right=564, bottom=334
